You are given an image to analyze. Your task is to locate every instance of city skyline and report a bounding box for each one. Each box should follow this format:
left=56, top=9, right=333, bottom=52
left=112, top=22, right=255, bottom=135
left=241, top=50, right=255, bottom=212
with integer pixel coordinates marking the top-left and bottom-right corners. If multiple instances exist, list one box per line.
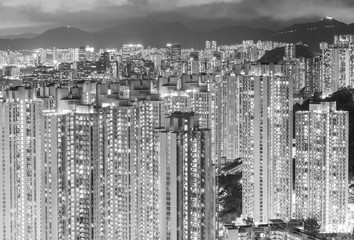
left=0, top=2, right=354, bottom=239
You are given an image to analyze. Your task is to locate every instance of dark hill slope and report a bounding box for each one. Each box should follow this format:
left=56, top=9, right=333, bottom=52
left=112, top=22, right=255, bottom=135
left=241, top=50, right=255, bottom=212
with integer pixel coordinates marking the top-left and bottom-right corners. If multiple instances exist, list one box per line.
left=258, top=45, right=313, bottom=63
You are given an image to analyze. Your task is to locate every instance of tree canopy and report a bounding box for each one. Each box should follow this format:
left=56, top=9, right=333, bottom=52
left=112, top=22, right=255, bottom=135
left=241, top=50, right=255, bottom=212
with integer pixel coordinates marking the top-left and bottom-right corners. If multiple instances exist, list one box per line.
left=303, top=217, right=321, bottom=235
left=218, top=172, right=242, bottom=224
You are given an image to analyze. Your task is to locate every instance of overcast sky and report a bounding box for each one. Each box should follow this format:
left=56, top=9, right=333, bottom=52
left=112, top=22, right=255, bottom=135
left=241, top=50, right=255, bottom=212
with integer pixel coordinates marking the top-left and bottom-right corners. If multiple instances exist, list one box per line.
left=0, top=0, right=354, bottom=35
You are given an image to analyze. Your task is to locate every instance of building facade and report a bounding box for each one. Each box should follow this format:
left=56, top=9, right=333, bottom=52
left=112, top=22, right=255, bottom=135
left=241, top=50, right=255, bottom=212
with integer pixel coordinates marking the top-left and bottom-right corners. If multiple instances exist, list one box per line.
left=295, top=102, right=349, bottom=233
left=158, top=112, right=215, bottom=240
left=0, top=88, right=44, bottom=240
left=241, top=73, right=293, bottom=223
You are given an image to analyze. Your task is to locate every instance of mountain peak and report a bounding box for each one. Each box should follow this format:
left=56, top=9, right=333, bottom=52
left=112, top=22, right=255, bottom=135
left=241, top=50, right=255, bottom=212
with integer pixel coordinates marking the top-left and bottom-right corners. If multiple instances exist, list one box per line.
left=320, top=16, right=339, bottom=22
left=30, top=26, right=90, bottom=49
left=41, top=26, right=87, bottom=34
left=319, top=16, right=345, bottom=25
left=282, top=18, right=346, bottom=32
left=325, top=16, right=333, bottom=19
left=267, top=17, right=350, bottom=52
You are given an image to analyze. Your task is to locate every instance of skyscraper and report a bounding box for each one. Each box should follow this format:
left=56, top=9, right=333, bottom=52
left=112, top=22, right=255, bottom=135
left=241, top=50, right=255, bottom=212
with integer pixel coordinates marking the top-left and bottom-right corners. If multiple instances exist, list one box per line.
left=214, top=74, right=240, bottom=161
left=79, top=46, right=86, bottom=62
left=41, top=110, right=62, bottom=240
left=135, top=98, right=165, bottom=239
left=98, top=81, right=166, bottom=239
left=295, top=102, right=349, bottom=233
left=94, top=101, right=137, bottom=240
left=205, top=41, right=211, bottom=50
left=158, top=112, right=215, bottom=240
left=167, top=43, right=182, bottom=72
left=320, top=37, right=354, bottom=97
left=304, top=55, right=322, bottom=94
left=241, top=73, right=293, bottom=223
left=161, top=74, right=214, bottom=161
left=121, top=44, right=143, bottom=62
left=212, top=41, right=217, bottom=51
left=60, top=107, right=97, bottom=240
left=0, top=87, right=85, bottom=240
left=0, top=87, right=44, bottom=240
left=285, top=43, right=296, bottom=60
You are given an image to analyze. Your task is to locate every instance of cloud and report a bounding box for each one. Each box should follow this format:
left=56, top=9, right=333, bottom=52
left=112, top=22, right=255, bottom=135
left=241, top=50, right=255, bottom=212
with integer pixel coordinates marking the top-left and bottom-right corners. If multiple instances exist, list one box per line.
left=0, top=0, right=126, bottom=12
left=249, top=0, right=354, bottom=20
left=0, top=0, right=233, bottom=13
left=173, top=0, right=354, bottom=22
left=0, top=0, right=354, bottom=34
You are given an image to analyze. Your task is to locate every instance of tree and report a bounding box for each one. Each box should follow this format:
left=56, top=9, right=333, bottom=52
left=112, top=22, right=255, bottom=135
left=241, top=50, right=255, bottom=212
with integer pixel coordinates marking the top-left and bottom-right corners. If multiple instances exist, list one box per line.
left=243, top=217, right=254, bottom=225
left=304, top=217, right=321, bottom=235
left=287, top=219, right=303, bottom=228
left=218, top=172, right=242, bottom=224
left=254, top=232, right=261, bottom=240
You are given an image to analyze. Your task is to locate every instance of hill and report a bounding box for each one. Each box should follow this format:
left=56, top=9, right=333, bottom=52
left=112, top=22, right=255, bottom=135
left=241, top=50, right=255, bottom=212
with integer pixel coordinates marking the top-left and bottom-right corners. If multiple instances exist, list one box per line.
left=1, top=17, right=354, bottom=51
left=0, top=23, right=273, bottom=50
left=258, top=45, right=314, bottom=63
left=0, top=32, right=39, bottom=39
left=0, top=27, right=92, bottom=49
left=266, top=17, right=350, bottom=52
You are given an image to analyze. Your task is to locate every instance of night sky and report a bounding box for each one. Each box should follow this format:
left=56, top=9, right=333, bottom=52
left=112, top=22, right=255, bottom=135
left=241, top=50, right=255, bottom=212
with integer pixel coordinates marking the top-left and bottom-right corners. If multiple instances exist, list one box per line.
left=0, top=0, right=354, bottom=35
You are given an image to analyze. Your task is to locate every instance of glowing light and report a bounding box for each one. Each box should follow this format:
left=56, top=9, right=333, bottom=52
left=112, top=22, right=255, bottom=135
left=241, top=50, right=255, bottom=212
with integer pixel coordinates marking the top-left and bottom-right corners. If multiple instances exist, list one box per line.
left=86, top=46, right=94, bottom=52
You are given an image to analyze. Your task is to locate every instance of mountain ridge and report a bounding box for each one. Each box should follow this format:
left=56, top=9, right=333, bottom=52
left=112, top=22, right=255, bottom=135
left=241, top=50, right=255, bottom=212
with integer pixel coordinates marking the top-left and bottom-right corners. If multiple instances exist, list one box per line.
left=0, top=18, right=353, bottom=51
left=258, top=45, right=314, bottom=63
left=0, top=32, right=39, bottom=39
left=267, top=17, right=352, bottom=51
left=0, top=23, right=273, bottom=50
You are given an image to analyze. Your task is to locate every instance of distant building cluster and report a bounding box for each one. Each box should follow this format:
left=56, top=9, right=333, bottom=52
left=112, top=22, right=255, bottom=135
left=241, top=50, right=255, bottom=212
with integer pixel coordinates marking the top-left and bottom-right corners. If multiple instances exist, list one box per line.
left=0, top=34, right=353, bottom=240
left=320, top=36, right=354, bottom=97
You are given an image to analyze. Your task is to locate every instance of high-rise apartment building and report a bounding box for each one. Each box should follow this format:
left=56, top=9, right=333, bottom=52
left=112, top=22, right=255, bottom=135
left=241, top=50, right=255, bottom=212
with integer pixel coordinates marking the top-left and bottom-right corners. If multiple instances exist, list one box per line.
left=60, top=107, right=97, bottom=240
left=79, top=46, right=86, bottom=62
left=158, top=112, right=215, bottom=240
left=167, top=43, right=182, bottom=72
left=241, top=73, right=293, bottom=223
left=320, top=37, right=354, bottom=97
left=121, top=44, right=143, bottom=62
left=0, top=88, right=45, bottom=240
left=135, top=98, right=165, bottom=239
left=304, top=55, right=322, bottom=93
left=205, top=41, right=211, bottom=50
left=96, top=82, right=166, bottom=239
left=334, top=34, right=354, bottom=45
left=212, top=41, right=217, bottom=51
left=0, top=83, right=170, bottom=240
left=161, top=75, right=214, bottom=158
left=42, top=103, right=99, bottom=240
left=285, top=43, right=296, bottom=60
left=41, top=110, right=63, bottom=240
left=64, top=83, right=166, bottom=240
left=295, top=102, right=349, bottom=233
left=214, top=74, right=240, bottom=161
left=94, top=101, right=137, bottom=240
